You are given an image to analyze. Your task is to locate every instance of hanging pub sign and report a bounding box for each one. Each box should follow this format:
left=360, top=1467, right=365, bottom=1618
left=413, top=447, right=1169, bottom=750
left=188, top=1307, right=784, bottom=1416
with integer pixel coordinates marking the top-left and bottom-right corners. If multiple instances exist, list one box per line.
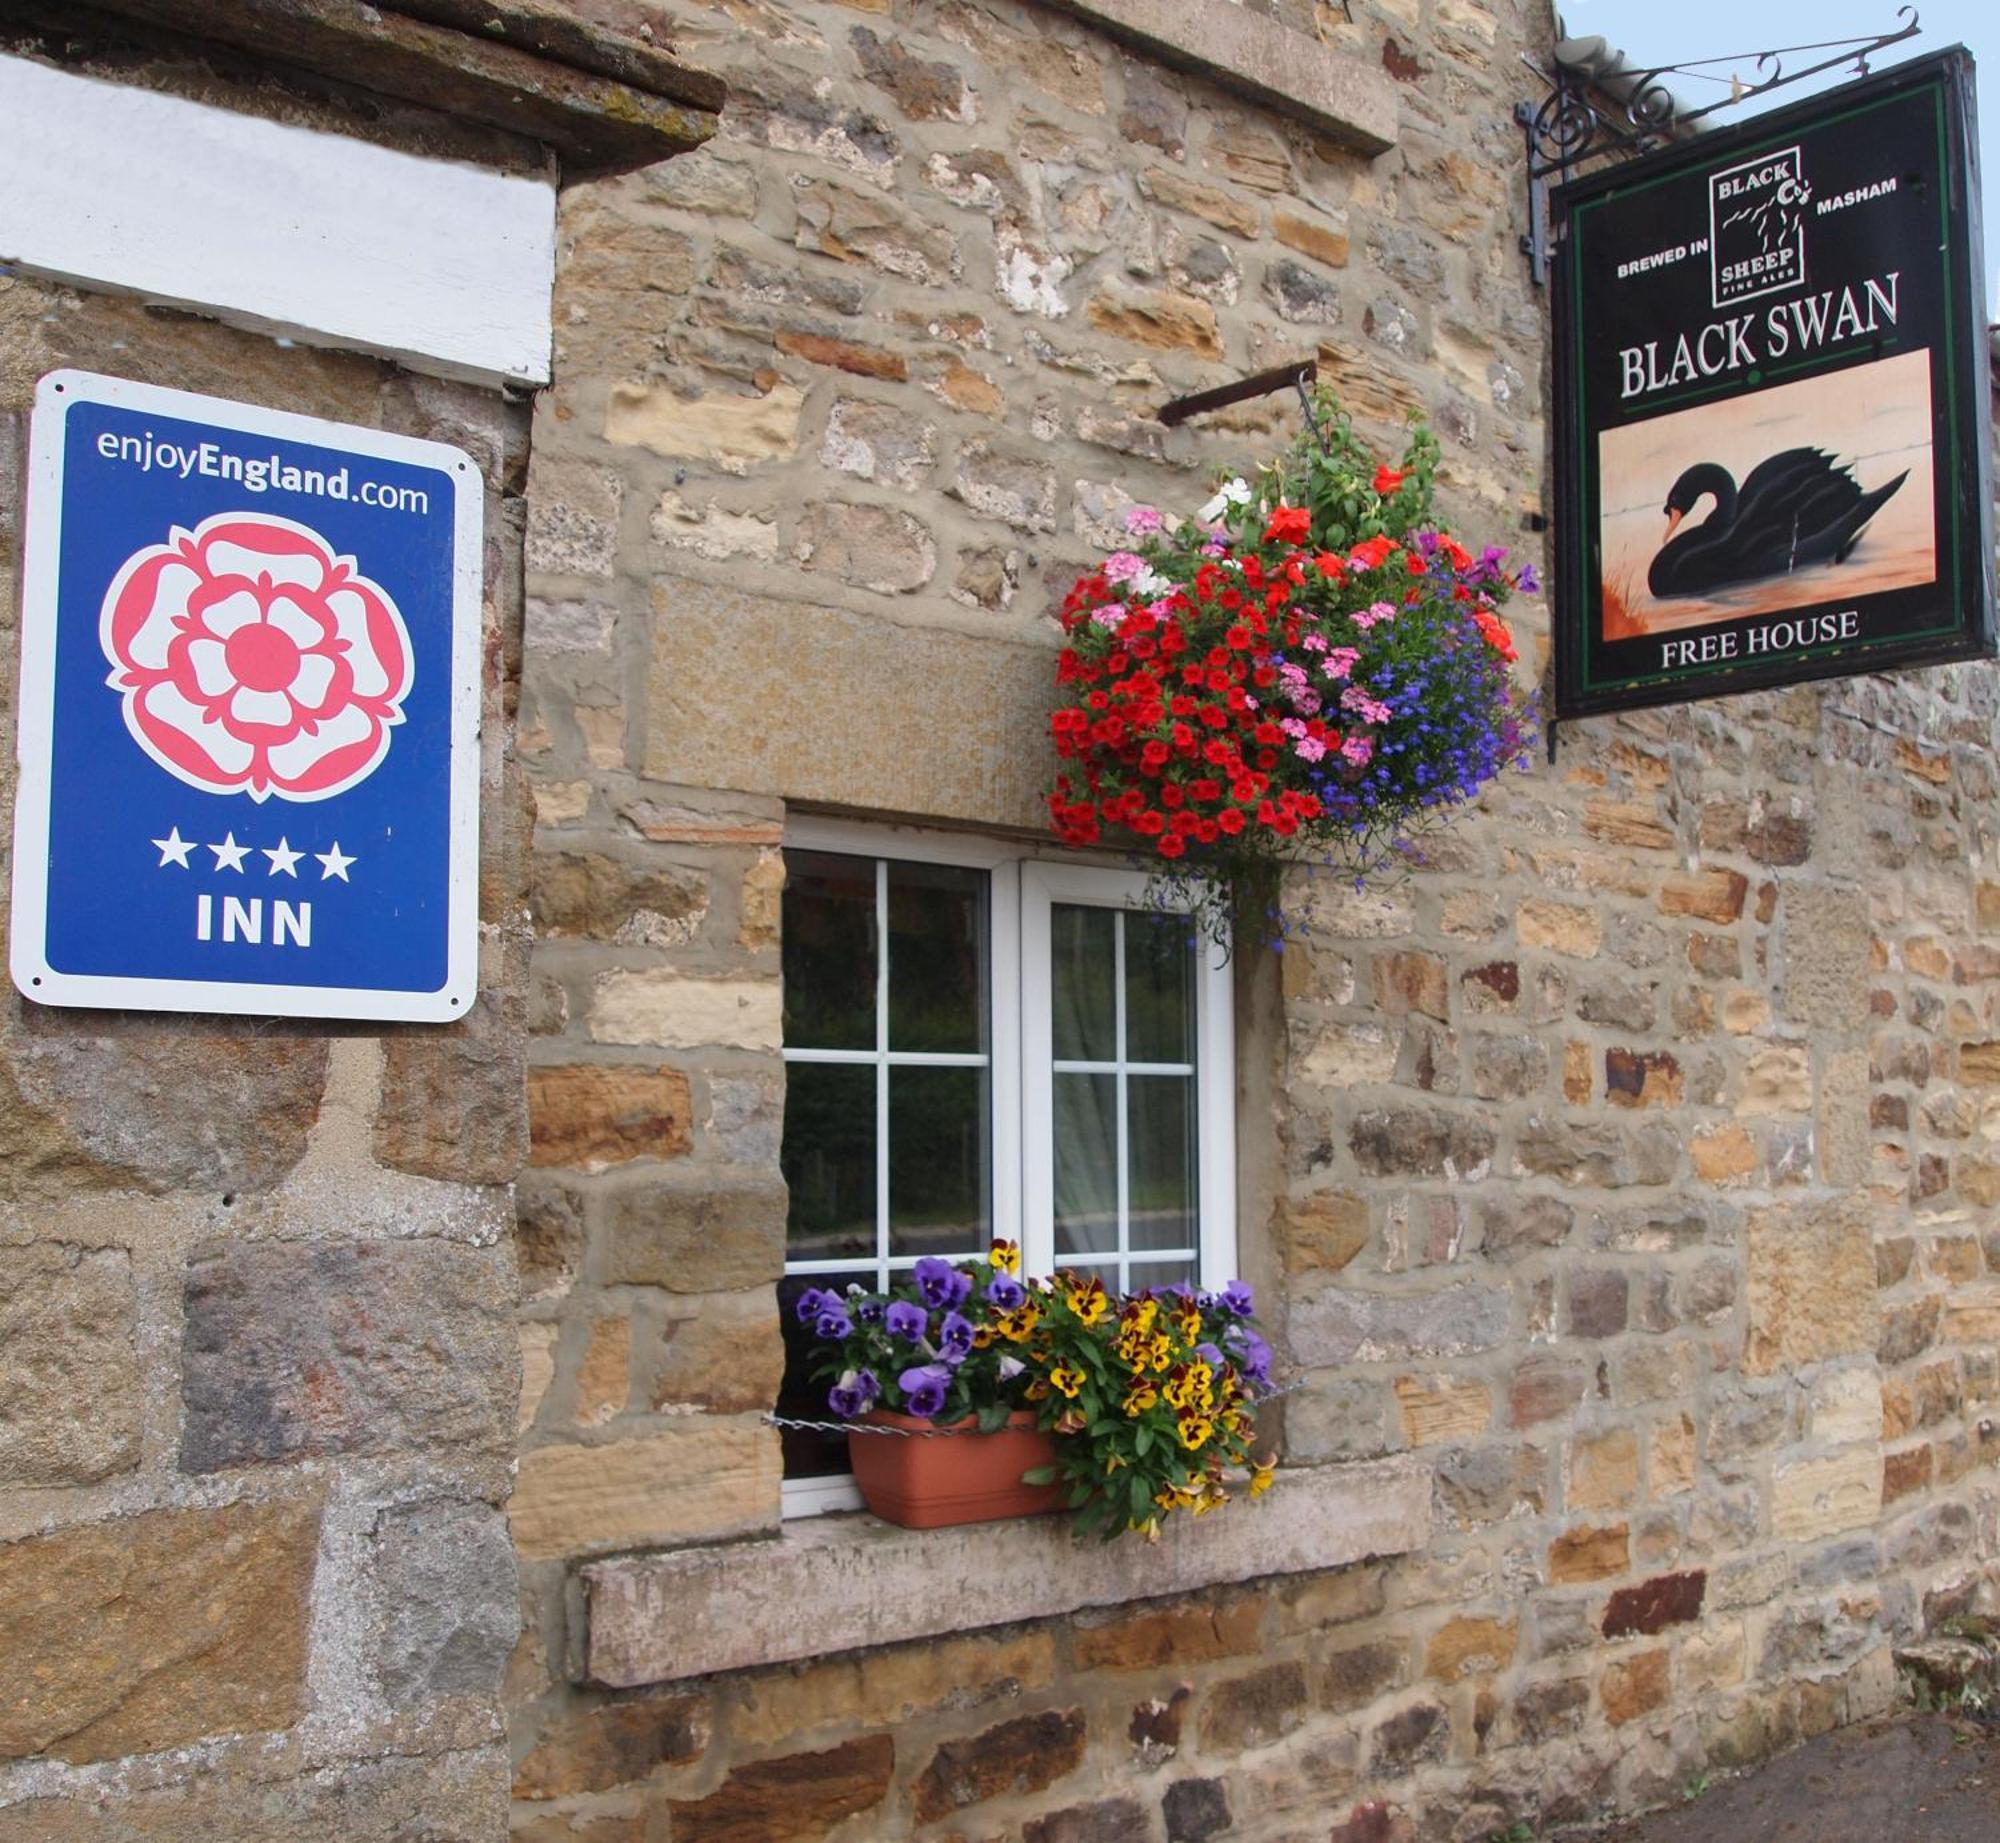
left=1552, top=48, right=1994, bottom=719
left=9, top=371, right=481, bottom=1021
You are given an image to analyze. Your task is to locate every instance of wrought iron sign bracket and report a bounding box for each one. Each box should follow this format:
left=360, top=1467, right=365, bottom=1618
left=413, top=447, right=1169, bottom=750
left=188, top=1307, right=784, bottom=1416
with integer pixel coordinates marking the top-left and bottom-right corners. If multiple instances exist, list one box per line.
left=1518, top=10, right=1922, bottom=286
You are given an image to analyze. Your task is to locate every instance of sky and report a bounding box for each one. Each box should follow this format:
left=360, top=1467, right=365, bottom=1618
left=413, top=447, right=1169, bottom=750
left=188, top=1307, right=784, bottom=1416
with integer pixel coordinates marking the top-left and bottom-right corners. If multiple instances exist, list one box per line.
left=1558, top=1, right=2000, bottom=316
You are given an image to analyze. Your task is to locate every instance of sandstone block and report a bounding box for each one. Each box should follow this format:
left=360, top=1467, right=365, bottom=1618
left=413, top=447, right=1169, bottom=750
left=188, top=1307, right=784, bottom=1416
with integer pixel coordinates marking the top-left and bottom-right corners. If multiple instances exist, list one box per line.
left=1510, top=1356, right=1586, bottom=1429
left=1425, top=1614, right=1517, bottom=1683
left=533, top=851, right=708, bottom=946
left=510, top=1423, right=778, bottom=1561
left=1293, top=1282, right=1508, bottom=1364
left=1517, top=897, right=1600, bottom=957
left=1276, top=1190, right=1371, bottom=1273
left=1274, top=208, right=1350, bottom=268
left=1743, top=1197, right=1877, bottom=1377
left=1029, top=1796, right=1152, bottom=1843
left=652, top=491, right=779, bottom=562
left=526, top=595, right=617, bottom=655
left=606, top=379, right=805, bottom=472
left=1601, top=1647, right=1670, bottom=1725
left=1567, top=1427, right=1639, bottom=1511
left=1692, top=1123, right=1757, bottom=1183
left=1602, top=1570, right=1705, bottom=1639
left=1650, top=1413, right=1697, bottom=1496
left=851, top=25, right=974, bottom=121
left=671, top=1734, right=893, bottom=1843
left=794, top=500, right=937, bottom=592
left=589, top=971, right=781, bottom=1049
left=912, top=1709, right=1085, bottom=1824
left=1548, top=1522, right=1628, bottom=1584
left=526, top=458, right=623, bottom=578
left=1479, top=1193, right=1572, bottom=1260
left=529, top=1065, right=693, bottom=1171
left=0, top=1499, right=318, bottom=1763
left=601, top=1177, right=785, bottom=1292
left=1772, top=1448, right=1883, bottom=1542
left=1348, top=1106, right=1494, bottom=1178
left=795, top=176, right=957, bottom=284
left=513, top=1690, right=709, bottom=1798
left=0, top=1243, right=139, bottom=1487
left=1199, top=1660, right=1309, bottom=1750
left=1136, top=166, right=1259, bottom=237
left=1319, top=1637, right=1410, bottom=1712
left=1085, top=288, right=1223, bottom=357
left=1393, top=1375, right=1490, bottom=1446
left=1605, top=1047, right=1682, bottom=1108
left=1073, top=1596, right=1262, bottom=1672
left=180, top=1239, right=515, bottom=1472
left=374, top=987, right=528, bottom=1184
left=575, top=1316, right=632, bottom=1425
left=1659, top=868, right=1748, bottom=924
left=649, top=1291, right=787, bottom=1413
left=1368, top=1699, right=1448, bottom=1776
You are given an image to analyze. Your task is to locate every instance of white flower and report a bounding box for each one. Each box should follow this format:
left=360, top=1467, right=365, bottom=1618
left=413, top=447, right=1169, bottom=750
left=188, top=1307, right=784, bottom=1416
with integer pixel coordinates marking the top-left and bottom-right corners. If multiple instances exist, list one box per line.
left=1130, top=567, right=1172, bottom=599
left=1195, top=476, right=1253, bottom=522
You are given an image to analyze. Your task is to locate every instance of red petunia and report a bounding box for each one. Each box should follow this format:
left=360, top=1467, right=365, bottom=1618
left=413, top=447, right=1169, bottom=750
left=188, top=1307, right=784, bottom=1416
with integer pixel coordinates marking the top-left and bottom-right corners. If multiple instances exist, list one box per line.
left=1373, top=465, right=1405, bottom=495
left=1263, top=504, right=1311, bottom=544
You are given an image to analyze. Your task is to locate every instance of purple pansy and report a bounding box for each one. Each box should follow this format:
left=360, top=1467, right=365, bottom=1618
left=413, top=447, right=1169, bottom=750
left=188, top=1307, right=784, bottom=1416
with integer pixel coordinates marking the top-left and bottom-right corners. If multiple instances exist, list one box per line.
left=937, top=1311, right=976, bottom=1366
left=793, top=1286, right=833, bottom=1324
left=914, top=1257, right=972, bottom=1311
left=827, top=1367, right=881, bottom=1419
left=986, top=1272, right=1027, bottom=1311
left=1220, top=1279, right=1256, bottom=1318
left=884, top=1299, right=928, bottom=1342
left=813, top=1298, right=853, bottom=1340
left=898, top=1364, right=954, bottom=1419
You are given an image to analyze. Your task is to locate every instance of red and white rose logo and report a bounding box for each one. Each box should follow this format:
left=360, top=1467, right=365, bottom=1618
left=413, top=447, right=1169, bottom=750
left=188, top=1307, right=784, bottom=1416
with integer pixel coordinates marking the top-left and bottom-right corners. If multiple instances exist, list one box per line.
left=100, top=512, right=413, bottom=802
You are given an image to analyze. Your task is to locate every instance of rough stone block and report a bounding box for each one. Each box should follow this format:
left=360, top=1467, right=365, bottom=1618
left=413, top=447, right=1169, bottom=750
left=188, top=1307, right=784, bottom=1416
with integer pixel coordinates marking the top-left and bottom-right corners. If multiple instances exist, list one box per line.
left=1601, top=1647, right=1670, bottom=1725
left=605, top=378, right=804, bottom=471
left=588, top=971, right=781, bottom=1049
left=1162, top=1778, right=1232, bottom=1843
left=179, top=1238, right=515, bottom=1472
left=1393, top=1375, right=1490, bottom=1446
left=1602, top=1570, right=1706, bottom=1638
left=1743, top=1197, right=1877, bottom=1376
left=532, top=851, right=708, bottom=944
left=510, top=1421, right=779, bottom=1561
left=0, top=1499, right=319, bottom=1763
left=1548, top=1522, right=1628, bottom=1584
left=1425, top=1614, right=1517, bottom=1683
left=648, top=1290, right=787, bottom=1413
left=370, top=1499, right=516, bottom=1709
left=0, top=1243, right=139, bottom=1487
left=1028, top=1796, right=1151, bottom=1843
left=1782, top=884, right=1872, bottom=1030
left=4, top=1027, right=328, bottom=1200
left=1073, top=1596, right=1262, bottom=1672
left=795, top=501, right=937, bottom=593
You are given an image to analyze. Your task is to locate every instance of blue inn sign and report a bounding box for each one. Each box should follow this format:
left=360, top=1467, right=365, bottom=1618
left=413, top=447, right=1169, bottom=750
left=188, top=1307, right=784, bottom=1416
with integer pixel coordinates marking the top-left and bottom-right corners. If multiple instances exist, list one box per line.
left=9, top=371, right=482, bottom=1022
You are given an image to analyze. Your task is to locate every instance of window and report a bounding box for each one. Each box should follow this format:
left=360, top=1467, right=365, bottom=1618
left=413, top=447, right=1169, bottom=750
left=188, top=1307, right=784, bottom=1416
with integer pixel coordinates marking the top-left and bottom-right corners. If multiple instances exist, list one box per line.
left=777, top=819, right=1235, bottom=1513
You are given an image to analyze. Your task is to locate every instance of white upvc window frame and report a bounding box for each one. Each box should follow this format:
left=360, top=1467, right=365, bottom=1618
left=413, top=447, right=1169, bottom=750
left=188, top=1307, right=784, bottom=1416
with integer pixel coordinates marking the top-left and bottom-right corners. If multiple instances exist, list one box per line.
left=779, top=817, right=1236, bottom=1519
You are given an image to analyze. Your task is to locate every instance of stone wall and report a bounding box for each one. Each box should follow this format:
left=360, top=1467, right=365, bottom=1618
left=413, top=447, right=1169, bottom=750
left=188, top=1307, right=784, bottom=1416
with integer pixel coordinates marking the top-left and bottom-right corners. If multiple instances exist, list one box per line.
left=506, top=0, right=2000, bottom=1839
left=0, top=274, right=532, bottom=1835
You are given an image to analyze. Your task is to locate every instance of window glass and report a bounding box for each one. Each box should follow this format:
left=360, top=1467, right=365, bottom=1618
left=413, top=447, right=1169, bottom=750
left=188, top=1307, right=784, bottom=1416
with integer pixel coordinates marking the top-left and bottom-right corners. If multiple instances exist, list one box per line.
left=888, top=1064, right=989, bottom=1257
left=781, top=852, right=875, bottom=1051
left=1127, top=1072, right=1196, bottom=1253
left=888, top=862, right=986, bottom=1052
left=1051, top=903, right=1116, bottom=1061
left=779, top=1063, right=876, bottom=1263
left=1125, top=914, right=1195, bottom=1065
left=1053, top=1070, right=1118, bottom=1255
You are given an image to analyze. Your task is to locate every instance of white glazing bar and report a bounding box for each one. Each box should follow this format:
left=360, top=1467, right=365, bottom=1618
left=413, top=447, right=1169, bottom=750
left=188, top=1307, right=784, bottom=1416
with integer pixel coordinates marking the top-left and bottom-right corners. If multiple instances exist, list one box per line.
left=1052, top=1058, right=1194, bottom=1077
left=786, top=1047, right=990, bottom=1068
left=1113, top=910, right=1130, bottom=1296
left=874, top=859, right=892, bottom=1287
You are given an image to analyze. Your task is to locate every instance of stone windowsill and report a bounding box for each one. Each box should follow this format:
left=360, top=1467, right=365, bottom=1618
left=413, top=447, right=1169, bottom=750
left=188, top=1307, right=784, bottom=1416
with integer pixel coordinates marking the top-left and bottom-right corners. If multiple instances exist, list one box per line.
left=582, top=1455, right=1430, bottom=1689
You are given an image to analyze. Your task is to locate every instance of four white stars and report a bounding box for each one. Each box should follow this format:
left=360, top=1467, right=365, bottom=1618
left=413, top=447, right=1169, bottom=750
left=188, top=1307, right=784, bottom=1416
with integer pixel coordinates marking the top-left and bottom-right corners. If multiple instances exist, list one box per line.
left=151, top=826, right=356, bottom=882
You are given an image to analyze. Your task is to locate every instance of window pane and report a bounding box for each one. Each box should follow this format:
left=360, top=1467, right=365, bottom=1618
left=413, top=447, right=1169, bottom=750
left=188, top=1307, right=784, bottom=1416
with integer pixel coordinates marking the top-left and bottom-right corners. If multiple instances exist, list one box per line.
left=888, top=861, right=987, bottom=1053
left=1126, top=914, right=1195, bottom=1064
left=889, top=1065, right=989, bottom=1258
left=1051, top=904, right=1115, bottom=1061
left=776, top=1270, right=869, bottom=1479
left=781, top=1062, right=876, bottom=1263
left=1128, top=1074, right=1196, bottom=1251
left=1054, top=1070, right=1118, bottom=1255
left=1129, top=1257, right=1198, bottom=1293
left=782, top=851, right=877, bottom=1051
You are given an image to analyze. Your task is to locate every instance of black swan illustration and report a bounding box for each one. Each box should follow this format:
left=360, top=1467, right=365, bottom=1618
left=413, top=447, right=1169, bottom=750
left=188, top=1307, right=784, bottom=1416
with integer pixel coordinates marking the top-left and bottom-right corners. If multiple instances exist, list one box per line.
left=1646, top=448, right=1908, bottom=600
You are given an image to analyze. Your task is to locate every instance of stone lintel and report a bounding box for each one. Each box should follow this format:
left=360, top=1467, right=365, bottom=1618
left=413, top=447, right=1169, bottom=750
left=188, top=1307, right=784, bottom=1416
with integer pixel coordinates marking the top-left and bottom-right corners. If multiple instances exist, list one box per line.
left=41, top=0, right=723, bottom=174
left=582, top=1456, right=1431, bottom=1689
left=1027, top=0, right=1398, bottom=157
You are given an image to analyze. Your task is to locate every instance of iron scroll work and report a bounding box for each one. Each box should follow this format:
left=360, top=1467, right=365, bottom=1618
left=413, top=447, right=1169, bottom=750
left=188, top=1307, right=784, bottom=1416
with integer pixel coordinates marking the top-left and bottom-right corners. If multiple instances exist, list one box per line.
left=1549, top=47, right=1994, bottom=724
left=1517, top=13, right=1925, bottom=287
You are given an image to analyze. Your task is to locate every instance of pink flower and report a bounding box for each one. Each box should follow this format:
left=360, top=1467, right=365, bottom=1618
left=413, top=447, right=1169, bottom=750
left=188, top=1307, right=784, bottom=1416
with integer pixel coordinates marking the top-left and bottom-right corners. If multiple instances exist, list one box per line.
left=1340, top=685, right=1393, bottom=723
left=1341, top=734, right=1374, bottom=766
left=1294, top=735, right=1328, bottom=763
left=1352, top=600, right=1399, bottom=630
left=1124, top=505, right=1164, bottom=535
left=101, top=511, right=412, bottom=802
left=1103, top=551, right=1146, bottom=584
left=1321, top=647, right=1360, bottom=681
left=1090, top=601, right=1129, bottom=630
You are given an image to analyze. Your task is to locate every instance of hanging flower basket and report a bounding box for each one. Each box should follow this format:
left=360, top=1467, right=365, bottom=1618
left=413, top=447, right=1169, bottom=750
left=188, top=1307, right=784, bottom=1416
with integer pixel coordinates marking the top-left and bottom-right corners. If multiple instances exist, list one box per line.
left=847, top=1409, right=1061, bottom=1530
left=1047, top=385, right=1540, bottom=944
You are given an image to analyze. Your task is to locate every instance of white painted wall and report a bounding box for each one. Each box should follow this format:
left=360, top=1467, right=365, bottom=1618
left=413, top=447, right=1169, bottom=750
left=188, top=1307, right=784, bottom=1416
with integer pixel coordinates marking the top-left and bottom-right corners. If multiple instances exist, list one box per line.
left=0, top=53, right=556, bottom=388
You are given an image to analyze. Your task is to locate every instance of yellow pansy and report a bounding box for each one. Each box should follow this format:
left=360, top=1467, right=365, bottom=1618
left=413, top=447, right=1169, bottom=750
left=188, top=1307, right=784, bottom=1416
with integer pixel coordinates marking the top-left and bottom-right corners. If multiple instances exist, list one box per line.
left=1124, top=1379, right=1160, bottom=1417
left=1065, top=1276, right=1110, bottom=1325
left=990, top=1239, right=1021, bottom=1275
left=1177, top=1415, right=1215, bottom=1451
left=1049, top=1363, right=1086, bottom=1399
left=1248, top=1456, right=1277, bottom=1498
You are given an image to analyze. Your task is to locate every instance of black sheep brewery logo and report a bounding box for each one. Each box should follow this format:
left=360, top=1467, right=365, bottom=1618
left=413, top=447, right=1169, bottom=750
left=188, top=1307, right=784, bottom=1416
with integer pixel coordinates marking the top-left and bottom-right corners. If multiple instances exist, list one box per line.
left=1709, top=147, right=1811, bottom=308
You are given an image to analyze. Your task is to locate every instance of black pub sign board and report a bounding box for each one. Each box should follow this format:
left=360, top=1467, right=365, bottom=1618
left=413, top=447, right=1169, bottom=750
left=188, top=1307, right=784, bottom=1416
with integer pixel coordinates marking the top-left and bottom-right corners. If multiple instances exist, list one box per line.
left=1552, top=49, right=1994, bottom=719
